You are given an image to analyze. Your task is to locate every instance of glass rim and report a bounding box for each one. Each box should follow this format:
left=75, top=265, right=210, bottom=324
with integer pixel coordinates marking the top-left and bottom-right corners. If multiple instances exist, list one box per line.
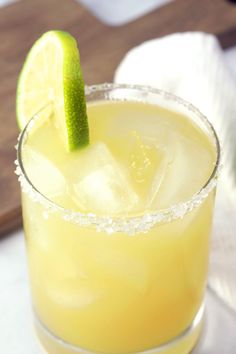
left=16, top=83, right=221, bottom=235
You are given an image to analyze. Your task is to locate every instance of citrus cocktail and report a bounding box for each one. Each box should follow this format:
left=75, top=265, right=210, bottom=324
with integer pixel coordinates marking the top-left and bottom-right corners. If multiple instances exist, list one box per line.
left=16, top=31, right=220, bottom=354
left=17, top=84, right=219, bottom=354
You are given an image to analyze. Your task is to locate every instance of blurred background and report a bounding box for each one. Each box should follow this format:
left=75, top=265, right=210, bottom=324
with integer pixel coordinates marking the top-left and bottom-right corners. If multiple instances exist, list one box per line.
left=0, top=1, right=236, bottom=353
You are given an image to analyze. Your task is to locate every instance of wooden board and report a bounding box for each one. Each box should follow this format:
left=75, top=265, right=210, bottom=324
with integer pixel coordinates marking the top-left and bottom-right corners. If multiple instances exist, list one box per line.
left=1, top=0, right=236, bottom=236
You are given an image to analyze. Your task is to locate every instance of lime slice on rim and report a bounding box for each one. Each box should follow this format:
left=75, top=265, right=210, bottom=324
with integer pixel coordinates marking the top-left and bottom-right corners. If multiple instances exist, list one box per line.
left=16, top=30, right=89, bottom=150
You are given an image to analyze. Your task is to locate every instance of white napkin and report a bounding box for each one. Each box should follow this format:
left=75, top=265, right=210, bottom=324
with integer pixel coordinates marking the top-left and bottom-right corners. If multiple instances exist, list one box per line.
left=114, top=32, right=236, bottom=313
left=0, top=0, right=18, bottom=7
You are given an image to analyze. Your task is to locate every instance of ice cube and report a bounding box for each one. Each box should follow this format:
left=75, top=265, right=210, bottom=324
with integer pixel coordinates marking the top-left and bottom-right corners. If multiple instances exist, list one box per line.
left=46, top=281, right=103, bottom=308
left=23, top=146, right=66, bottom=198
left=68, top=142, right=140, bottom=214
left=146, top=151, right=170, bottom=208
left=43, top=254, right=102, bottom=308
left=90, top=246, right=149, bottom=293
left=147, top=134, right=188, bottom=209
left=108, top=130, right=164, bottom=200
left=128, top=130, right=157, bottom=184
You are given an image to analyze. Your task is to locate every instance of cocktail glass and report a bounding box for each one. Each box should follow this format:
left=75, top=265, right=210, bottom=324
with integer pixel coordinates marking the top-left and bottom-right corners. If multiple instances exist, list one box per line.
left=16, top=84, right=220, bottom=354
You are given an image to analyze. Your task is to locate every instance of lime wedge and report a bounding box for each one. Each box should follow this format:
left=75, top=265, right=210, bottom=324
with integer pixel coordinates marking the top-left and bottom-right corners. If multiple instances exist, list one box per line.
left=16, top=30, right=89, bottom=150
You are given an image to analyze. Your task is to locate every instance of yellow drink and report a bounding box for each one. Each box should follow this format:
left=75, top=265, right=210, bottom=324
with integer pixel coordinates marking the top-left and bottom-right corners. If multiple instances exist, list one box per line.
left=17, top=85, right=219, bottom=354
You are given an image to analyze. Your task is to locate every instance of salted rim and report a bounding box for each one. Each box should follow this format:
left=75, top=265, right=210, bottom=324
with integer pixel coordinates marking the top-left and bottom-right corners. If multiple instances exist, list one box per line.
left=15, top=83, right=221, bottom=235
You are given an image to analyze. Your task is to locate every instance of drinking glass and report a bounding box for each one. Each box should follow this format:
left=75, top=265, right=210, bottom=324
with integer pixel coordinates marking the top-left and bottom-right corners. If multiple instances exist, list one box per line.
left=16, top=84, right=220, bottom=354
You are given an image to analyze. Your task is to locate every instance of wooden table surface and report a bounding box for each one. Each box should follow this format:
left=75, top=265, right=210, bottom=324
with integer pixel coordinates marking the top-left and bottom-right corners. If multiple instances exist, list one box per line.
left=1, top=0, right=236, bottom=236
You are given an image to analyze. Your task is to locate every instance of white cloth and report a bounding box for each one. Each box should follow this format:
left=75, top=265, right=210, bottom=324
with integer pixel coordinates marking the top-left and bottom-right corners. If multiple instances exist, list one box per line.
left=115, top=32, right=236, bottom=192
left=115, top=32, right=236, bottom=314
left=115, top=32, right=235, bottom=132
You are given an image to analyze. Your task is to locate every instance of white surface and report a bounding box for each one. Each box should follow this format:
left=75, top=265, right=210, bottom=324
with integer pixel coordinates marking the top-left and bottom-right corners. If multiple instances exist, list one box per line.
left=0, top=231, right=41, bottom=353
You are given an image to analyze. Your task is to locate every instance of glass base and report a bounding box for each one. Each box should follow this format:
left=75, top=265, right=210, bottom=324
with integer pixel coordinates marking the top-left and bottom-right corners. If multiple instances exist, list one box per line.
left=35, top=304, right=204, bottom=354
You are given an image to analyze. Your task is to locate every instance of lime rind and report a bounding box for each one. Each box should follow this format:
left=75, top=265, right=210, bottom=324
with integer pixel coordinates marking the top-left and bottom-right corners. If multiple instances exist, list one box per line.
left=62, top=31, right=89, bottom=150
